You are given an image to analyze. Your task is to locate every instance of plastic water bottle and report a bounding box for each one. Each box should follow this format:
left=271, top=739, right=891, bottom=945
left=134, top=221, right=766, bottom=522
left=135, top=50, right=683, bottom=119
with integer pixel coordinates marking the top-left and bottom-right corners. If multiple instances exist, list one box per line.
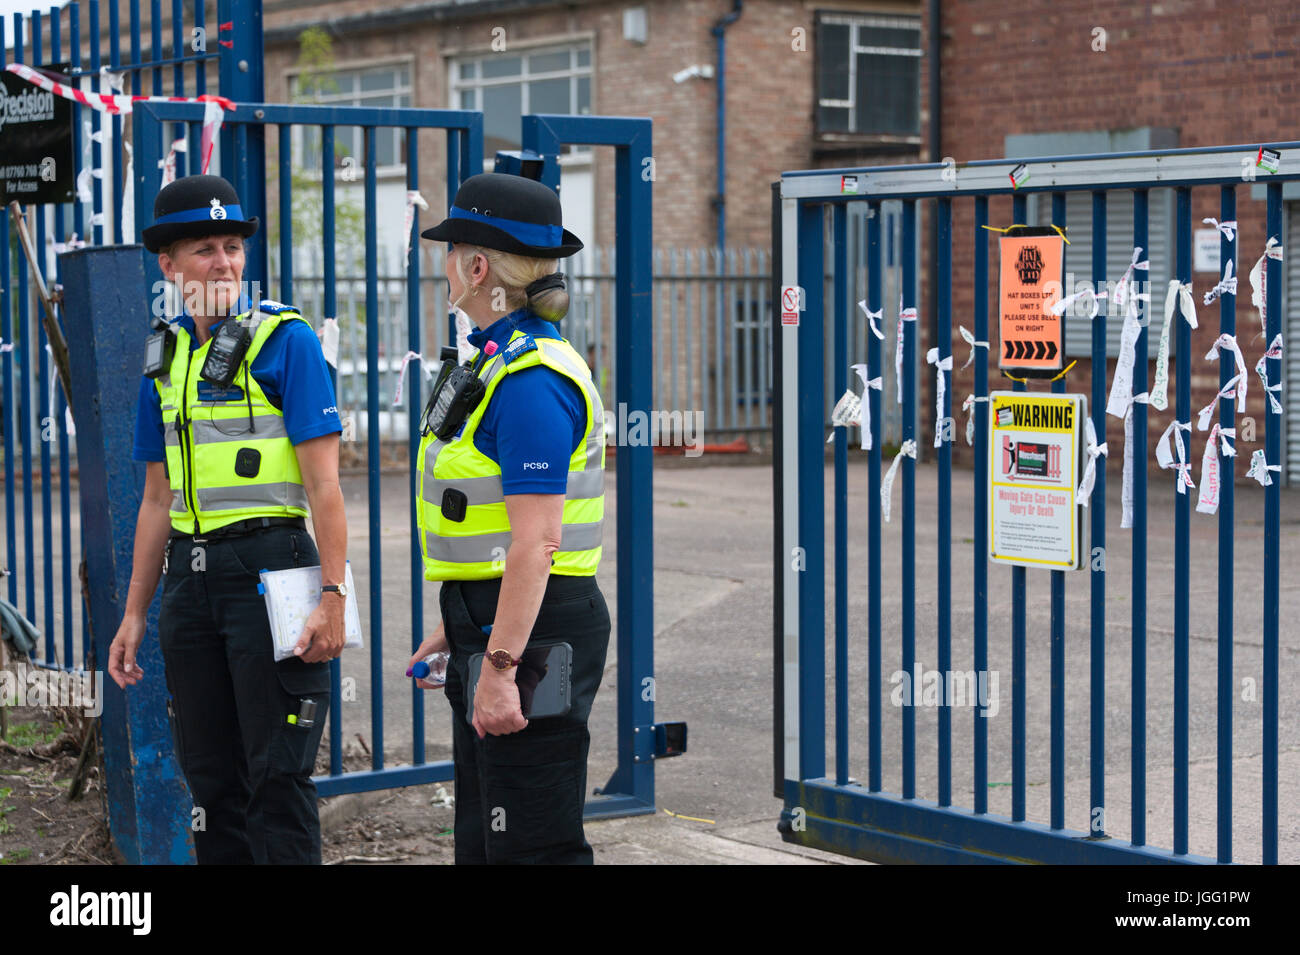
left=409, top=651, right=450, bottom=687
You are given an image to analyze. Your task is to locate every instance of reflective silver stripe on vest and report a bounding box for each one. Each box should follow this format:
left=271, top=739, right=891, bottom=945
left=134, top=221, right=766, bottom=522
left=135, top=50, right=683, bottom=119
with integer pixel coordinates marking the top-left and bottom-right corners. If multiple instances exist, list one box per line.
left=188, top=415, right=289, bottom=443
left=424, top=520, right=603, bottom=564
left=423, top=465, right=603, bottom=507
left=196, top=482, right=309, bottom=512
left=171, top=489, right=185, bottom=512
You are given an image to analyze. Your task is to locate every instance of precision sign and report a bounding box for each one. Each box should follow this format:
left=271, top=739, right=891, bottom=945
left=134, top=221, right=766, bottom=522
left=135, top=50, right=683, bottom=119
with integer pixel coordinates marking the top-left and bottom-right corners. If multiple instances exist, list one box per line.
left=998, top=228, right=1066, bottom=375
left=988, top=391, right=1085, bottom=571
left=0, top=62, right=74, bottom=205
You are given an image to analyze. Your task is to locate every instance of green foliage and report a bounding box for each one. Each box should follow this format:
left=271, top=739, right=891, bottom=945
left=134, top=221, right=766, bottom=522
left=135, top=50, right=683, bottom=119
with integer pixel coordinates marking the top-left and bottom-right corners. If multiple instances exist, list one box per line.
left=0, top=787, right=13, bottom=836
left=267, top=27, right=366, bottom=282
left=0, top=847, right=32, bottom=863
left=3, top=721, right=63, bottom=747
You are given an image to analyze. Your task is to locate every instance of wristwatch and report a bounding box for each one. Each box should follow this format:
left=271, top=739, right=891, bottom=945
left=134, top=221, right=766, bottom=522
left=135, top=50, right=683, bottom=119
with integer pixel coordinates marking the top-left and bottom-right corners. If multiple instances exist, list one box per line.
left=321, top=582, right=349, bottom=598
left=486, top=648, right=522, bottom=671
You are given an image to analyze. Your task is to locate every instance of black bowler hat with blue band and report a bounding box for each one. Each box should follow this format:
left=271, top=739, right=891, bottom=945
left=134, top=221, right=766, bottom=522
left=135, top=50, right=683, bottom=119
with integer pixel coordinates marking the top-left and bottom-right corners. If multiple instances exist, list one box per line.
left=141, top=174, right=259, bottom=253
left=421, top=172, right=583, bottom=258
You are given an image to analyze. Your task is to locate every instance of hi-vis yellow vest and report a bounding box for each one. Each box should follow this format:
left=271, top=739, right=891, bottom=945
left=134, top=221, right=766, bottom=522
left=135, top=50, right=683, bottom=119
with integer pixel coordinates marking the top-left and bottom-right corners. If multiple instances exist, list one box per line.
left=154, top=305, right=311, bottom=535
left=417, top=329, right=605, bottom=581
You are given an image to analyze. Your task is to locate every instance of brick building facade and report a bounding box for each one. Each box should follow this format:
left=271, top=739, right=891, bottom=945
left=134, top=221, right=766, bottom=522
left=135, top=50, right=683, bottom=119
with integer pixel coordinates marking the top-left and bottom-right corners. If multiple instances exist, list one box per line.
left=923, top=1, right=1299, bottom=478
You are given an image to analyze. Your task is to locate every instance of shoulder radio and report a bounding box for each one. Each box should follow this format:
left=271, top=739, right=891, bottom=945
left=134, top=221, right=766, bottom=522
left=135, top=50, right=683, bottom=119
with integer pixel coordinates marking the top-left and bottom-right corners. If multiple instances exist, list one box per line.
left=421, top=341, right=498, bottom=441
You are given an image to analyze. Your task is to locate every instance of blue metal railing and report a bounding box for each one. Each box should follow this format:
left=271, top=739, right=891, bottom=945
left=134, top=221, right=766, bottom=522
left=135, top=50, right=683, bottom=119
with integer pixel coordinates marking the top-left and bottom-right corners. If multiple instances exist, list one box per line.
left=775, top=143, right=1294, bottom=864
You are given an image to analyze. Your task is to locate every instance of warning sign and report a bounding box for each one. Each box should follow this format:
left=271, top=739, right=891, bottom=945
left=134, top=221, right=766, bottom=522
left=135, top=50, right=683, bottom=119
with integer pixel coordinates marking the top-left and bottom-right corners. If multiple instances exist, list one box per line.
left=781, top=285, right=801, bottom=326
left=998, top=230, right=1065, bottom=375
left=988, top=391, right=1085, bottom=570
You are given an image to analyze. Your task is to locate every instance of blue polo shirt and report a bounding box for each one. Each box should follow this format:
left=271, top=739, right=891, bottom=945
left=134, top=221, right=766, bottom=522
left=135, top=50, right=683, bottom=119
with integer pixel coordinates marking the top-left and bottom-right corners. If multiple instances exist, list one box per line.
left=466, top=308, right=588, bottom=495
left=132, top=307, right=343, bottom=462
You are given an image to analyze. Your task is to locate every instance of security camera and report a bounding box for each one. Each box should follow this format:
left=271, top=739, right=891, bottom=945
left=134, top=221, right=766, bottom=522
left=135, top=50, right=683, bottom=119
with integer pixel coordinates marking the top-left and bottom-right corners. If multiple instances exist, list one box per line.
left=672, top=64, right=715, bottom=84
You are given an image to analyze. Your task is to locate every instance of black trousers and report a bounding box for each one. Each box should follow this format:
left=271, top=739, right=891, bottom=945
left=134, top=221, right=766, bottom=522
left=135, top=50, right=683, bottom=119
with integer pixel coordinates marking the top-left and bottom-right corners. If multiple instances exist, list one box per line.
left=159, top=524, right=332, bottom=865
left=441, top=574, right=611, bottom=865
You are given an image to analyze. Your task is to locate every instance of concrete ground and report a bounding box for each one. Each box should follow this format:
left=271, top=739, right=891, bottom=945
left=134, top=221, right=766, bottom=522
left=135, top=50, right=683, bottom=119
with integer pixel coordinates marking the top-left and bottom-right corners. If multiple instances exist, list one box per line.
left=5, top=457, right=1296, bottom=863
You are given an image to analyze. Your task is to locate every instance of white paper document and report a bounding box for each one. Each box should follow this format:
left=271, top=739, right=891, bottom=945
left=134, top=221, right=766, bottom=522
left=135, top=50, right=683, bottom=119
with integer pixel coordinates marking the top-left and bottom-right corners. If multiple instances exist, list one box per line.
left=260, top=562, right=364, bottom=662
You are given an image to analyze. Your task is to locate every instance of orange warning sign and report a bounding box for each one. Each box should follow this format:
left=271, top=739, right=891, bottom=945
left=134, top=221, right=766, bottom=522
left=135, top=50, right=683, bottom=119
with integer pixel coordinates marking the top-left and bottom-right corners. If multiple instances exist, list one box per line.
left=998, top=233, right=1065, bottom=374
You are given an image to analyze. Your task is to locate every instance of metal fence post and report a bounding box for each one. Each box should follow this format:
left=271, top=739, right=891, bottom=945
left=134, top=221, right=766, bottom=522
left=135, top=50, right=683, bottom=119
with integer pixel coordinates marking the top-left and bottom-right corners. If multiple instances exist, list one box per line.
left=60, top=246, right=194, bottom=865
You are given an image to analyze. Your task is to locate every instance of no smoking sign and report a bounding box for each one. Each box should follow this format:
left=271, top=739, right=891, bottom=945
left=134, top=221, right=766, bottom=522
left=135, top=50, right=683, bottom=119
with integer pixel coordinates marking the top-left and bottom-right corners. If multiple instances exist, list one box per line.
left=781, top=285, right=803, bottom=326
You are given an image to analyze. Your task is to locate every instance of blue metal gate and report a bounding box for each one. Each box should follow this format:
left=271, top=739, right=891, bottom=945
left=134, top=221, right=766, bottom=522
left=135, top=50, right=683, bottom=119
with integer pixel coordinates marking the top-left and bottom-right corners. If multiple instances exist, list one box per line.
left=773, top=144, right=1292, bottom=864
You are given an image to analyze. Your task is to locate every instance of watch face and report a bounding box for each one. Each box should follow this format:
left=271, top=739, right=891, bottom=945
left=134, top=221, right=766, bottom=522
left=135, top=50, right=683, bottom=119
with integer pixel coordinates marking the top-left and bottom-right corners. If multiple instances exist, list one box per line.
left=488, top=649, right=514, bottom=670
left=337, top=582, right=349, bottom=598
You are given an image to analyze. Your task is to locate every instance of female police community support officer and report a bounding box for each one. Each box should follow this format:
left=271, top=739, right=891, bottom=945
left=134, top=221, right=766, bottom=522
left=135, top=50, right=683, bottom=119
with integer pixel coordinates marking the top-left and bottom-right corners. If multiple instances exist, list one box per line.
left=407, top=172, right=610, bottom=864
left=106, top=174, right=348, bottom=865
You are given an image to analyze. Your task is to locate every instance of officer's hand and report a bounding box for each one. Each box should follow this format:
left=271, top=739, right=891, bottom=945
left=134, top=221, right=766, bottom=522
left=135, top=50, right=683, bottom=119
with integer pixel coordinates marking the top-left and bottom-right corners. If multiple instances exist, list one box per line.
left=295, top=596, right=346, bottom=663
left=471, top=662, right=529, bottom=738
left=407, top=620, right=449, bottom=690
left=108, top=615, right=147, bottom=690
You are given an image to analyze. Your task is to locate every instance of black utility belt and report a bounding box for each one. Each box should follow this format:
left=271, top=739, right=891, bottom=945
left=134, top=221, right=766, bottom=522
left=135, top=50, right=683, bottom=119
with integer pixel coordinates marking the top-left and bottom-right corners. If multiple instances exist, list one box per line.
left=170, top=516, right=306, bottom=541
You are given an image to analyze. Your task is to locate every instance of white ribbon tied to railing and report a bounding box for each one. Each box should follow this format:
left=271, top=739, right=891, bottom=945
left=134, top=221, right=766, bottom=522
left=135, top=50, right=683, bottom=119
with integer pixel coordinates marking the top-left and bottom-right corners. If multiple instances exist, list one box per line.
left=957, top=325, right=988, bottom=370
left=925, top=348, right=952, bottom=448
left=961, top=394, right=988, bottom=447
left=403, top=190, right=430, bottom=260
left=1247, top=236, right=1283, bottom=342
left=1204, top=333, right=1248, bottom=412
left=317, top=317, right=341, bottom=370
left=1196, top=373, right=1243, bottom=431
left=1202, top=258, right=1238, bottom=307
left=1155, top=419, right=1196, bottom=495
left=857, top=300, right=885, bottom=340
left=1120, top=391, right=1149, bottom=529
left=895, top=303, right=916, bottom=405
left=880, top=439, right=917, bottom=523
left=392, top=350, right=433, bottom=407
left=1151, top=280, right=1198, bottom=412
left=1253, top=334, right=1284, bottom=415
left=1196, top=423, right=1236, bottom=515
left=1202, top=217, right=1237, bottom=242
left=1049, top=285, right=1108, bottom=321
left=1106, top=291, right=1148, bottom=419
left=1246, top=449, right=1281, bottom=487
left=1077, top=416, right=1108, bottom=507
left=1113, top=247, right=1150, bottom=311
left=853, top=363, right=882, bottom=451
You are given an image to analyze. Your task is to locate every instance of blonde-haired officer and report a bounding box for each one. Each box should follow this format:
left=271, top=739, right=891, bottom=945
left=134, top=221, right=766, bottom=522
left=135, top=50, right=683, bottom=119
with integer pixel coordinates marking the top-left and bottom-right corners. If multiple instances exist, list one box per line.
left=408, top=172, right=609, bottom=864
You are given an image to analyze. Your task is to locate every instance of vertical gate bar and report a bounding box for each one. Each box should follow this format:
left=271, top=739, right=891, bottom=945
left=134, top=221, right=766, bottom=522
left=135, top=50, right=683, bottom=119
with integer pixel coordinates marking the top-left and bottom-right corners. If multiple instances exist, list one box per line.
left=1050, top=191, right=1066, bottom=831
left=407, top=129, right=427, bottom=765
left=128, top=1, right=139, bottom=95
left=1131, top=187, right=1150, bottom=848
left=194, top=0, right=206, bottom=96
left=714, top=248, right=724, bottom=436
left=12, top=20, right=36, bottom=631
left=1089, top=189, right=1107, bottom=836
left=936, top=197, right=952, bottom=807
left=89, top=2, right=105, bottom=246
left=1011, top=191, right=1026, bottom=824
left=670, top=249, right=679, bottom=419
left=34, top=13, right=56, bottom=663
left=70, top=3, right=83, bottom=238
left=149, top=0, right=162, bottom=94
left=0, top=17, right=12, bottom=608
left=832, top=204, right=849, bottom=786
left=901, top=198, right=916, bottom=800
left=278, top=125, right=293, bottom=301
left=728, top=249, right=739, bottom=433
left=1174, top=187, right=1191, bottom=855
left=1263, top=181, right=1281, bottom=865
left=110, top=1, right=123, bottom=243
left=172, top=0, right=185, bottom=178
left=743, top=249, right=755, bottom=431
left=972, top=195, right=988, bottom=813
left=364, top=127, right=383, bottom=771
left=866, top=200, right=883, bottom=794
left=1216, top=184, right=1235, bottom=863
left=52, top=10, right=73, bottom=666
left=795, top=199, right=826, bottom=781
left=321, top=123, right=342, bottom=776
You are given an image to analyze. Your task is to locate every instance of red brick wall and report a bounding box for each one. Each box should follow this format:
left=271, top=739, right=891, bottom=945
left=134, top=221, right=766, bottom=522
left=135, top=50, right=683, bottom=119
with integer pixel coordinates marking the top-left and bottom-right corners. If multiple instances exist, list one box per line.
left=927, top=0, right=1298, bottom=475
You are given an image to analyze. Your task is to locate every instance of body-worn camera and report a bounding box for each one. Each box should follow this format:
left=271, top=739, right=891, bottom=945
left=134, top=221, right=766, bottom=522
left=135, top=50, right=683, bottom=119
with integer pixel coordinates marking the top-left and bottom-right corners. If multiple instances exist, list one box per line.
left=142, top=317, right=177, bottom=379
left=421, top=342, right=497, bottom=441
left=200, top=318, right=252, bottom=388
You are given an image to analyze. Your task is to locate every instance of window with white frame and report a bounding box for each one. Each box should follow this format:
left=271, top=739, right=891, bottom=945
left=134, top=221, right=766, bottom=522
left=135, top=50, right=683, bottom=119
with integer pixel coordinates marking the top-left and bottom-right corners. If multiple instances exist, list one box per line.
left=816, top=13, right=921, bottom=138
left=294, top=63, right=412, bottom=173
left=450, top=44, right=592, bottom=164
